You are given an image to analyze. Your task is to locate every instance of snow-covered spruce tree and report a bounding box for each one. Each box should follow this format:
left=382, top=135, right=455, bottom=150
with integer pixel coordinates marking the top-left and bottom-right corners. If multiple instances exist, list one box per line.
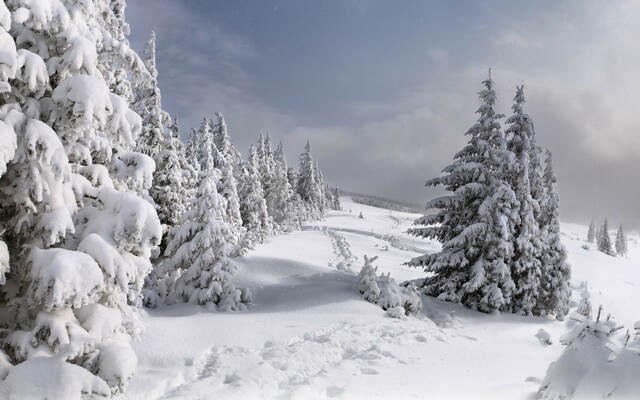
left=587, top=219, right=596, bottom=243
left=505, top=86, right=544, bottom=316
left=315, top=160, right=329, bottom=214
left=210, top=125, right=245, bottom=253
left=597, top=218, right=613, bottom=255
left=0, top=2, right=161, bottom=396
left=238, top=145, right=273, bottom=246
left=297, top=141, right=324, bottom=220
left=149, top=116, right=188, bottom=253
left=285, top=164, right=307, bottom=227
left=257, top=134, right=275, bottom=212
left=406, top=74, right=518, bottom=313
left=137, top=37, right=188, bottom=250
left=615, top=224, right=627, bottom=257
left=183, top=126, right=201, bottom=204
left=132, top=31, right=171, bottom=158
left=161, top=119, right=250, bottom=309
left=331, top=186, right=342, bottom=210
left=534, top=150, right=571, bottom=318
left=270, top=141, right=303, bottom=231
left=212, top=112, right=242, bottom=179
left=287, top=165, right=298, bottom=189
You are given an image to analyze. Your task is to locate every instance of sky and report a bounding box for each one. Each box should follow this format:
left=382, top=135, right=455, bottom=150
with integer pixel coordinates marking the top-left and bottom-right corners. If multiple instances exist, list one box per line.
left=126, top=0, right=640, bottom=228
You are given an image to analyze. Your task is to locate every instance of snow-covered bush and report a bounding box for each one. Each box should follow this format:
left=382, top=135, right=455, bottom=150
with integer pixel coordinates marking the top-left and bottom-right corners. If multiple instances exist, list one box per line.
left=538, top=306, right=640, bottom=399
left=357, top=255, right=422, bottom=318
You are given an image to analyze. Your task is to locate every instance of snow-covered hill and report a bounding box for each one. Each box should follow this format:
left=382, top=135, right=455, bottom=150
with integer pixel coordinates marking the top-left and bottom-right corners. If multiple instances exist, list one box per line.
left=123, top=197, right=640, bottom=400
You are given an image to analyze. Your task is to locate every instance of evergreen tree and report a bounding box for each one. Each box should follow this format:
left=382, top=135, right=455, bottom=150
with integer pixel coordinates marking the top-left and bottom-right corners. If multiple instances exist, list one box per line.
left=257, top=134, right=275, bottom=206
left=287, top=166, right=299, bottom=189
left=505, top=86, right=544, bottom=315
left=212, top=112, right=242, bottom=176
left=595, top=225, right=602, bottom=246
left=0, top=2, right=162, bottom=395
left=297, top=141, right=324, bottom=219
left=315, top=160, right=328, bottom=214
left=161, top=121, right=249, bottom=309
left=615, top=224, right=627, bottom=257
left=534, top=150, right=571, bottom=318
left=238, top=145, right=273, bottom=245
left=407, top=73, right=518, bottom=313
left=139, top=39, right=187, bottom=249
left=269, top=141, right=302, bottom=231
left=597, top=218, right=613, bottom=255
left=184, top=127, right=201, bottom=204
left=331, top=186, right=342, bottom=210
left=587, top=219, right=596, bottom=243
left=210, top=128, right=244, bottom=253
left=133, top=32, right=171, bottom=158
left=149, top=116, right=188, bottom=252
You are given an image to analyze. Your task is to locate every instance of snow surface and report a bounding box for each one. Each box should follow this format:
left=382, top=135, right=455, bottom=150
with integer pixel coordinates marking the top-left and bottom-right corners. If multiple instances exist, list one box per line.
left=121, top=197, right=640, bottom=400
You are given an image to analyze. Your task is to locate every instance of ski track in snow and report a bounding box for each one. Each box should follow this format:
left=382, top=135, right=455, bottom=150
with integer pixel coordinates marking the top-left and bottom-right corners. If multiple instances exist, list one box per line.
left=332, top=226, right=429, bottom=255
left=320, top=226, right=358, bottom=272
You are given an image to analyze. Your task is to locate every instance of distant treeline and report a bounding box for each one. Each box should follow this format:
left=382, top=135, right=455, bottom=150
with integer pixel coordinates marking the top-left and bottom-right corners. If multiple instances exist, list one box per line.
left=340, top=190, right=425, bottom=214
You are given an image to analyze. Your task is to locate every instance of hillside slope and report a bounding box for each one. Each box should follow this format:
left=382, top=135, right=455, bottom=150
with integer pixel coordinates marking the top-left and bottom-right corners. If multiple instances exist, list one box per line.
left=123, top=197, right=640, bottom=400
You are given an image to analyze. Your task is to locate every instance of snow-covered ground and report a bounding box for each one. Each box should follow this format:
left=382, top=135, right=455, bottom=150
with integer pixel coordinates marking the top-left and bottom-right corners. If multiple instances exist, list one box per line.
left=122, top=197, right=640, bottom=400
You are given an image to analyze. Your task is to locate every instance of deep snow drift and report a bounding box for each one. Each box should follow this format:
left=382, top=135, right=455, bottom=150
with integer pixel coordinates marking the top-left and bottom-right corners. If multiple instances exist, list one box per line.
left=122, top=197, right=640, bottom=400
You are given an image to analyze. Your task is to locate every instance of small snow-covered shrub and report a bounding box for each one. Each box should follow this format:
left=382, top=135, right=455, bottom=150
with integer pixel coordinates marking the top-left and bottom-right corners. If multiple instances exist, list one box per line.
left=357, top=255, right=422, bottom=318
left=576, top=287, right=591, bottom=319
left=539, top=306, right=640, bottom=399
left=356, top=255, right=380, bottom=302
left=385, top=306, right=407, bottom=320
left=535, top=328, right=552, bottom=346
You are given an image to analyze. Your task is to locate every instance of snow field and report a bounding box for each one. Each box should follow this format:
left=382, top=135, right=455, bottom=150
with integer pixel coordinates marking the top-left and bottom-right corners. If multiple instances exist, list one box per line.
left=124, top=197, right=640, bottom=400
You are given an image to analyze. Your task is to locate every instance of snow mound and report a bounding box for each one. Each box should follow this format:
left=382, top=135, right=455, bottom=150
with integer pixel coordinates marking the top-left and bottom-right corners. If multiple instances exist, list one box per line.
left=4, top=356, right=110, bottom=400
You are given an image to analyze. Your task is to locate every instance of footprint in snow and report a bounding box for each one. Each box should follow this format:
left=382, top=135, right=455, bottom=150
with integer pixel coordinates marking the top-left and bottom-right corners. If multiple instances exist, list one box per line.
left=360, top=367, right=379, bottom=375
left=326, top=386, right=346, bottom=397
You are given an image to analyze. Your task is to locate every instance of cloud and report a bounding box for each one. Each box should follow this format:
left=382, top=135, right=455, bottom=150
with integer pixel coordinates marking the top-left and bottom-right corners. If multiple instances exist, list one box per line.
left=125, top=0, right=640, bottom=228
left=495, top=30, right=542, bottom=49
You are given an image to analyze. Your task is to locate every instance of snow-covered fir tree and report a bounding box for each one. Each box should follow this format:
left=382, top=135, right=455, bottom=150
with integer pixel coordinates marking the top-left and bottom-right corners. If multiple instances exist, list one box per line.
left=257, top=134, right=275, bottom=212
left=0, top=2, right=162, bottom=396
left=407, top=73, right=518, bottom=313
left=615, top=224, right=627, bottom=257
left=597, top=218, right=613, bottom=255
left=138, top=39, right=187, bottom=249
left=297, top=141, right=324, bottom=220
left=331, top=186, right=342, bottom=210
left=149, top=115, right=188, bottom=252
left=315, top=160, right=328, bottom=214
left=97, top=0, right=143, bottom=106
left=270, top=141, right=302, bottom=231
left=534, top=150, right=571, bottom=318
left=132, top=31, right=171, bottom=158
left=212, top=112, right=242, bottom=178
left=210, top=123, right=245, bottom=252
left=587, top=219, right=596, bottom=243
left=595, top=225, right=602, bottom=246
left=160, top=120, right=249, bottom=309
left=505, top=85, right=544, bottom=315
left=183, top=126, right=201, bottom=203
left=238, top=145, right=273, bottom=246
